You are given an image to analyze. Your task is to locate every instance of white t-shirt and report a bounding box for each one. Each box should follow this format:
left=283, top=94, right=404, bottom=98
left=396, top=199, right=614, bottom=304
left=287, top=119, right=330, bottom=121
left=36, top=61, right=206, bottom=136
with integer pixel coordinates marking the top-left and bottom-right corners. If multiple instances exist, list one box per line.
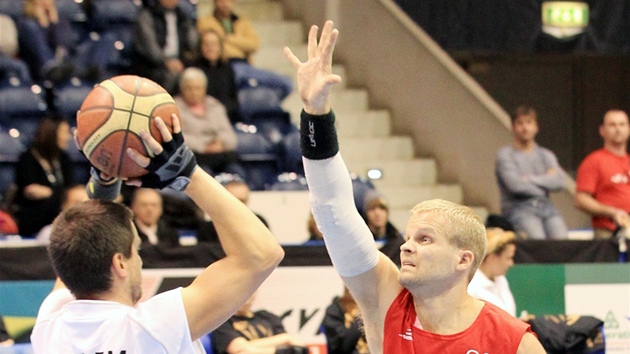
left=31, top=287, right=205, bottom=354
left=467, top=270, right=517, bottom=317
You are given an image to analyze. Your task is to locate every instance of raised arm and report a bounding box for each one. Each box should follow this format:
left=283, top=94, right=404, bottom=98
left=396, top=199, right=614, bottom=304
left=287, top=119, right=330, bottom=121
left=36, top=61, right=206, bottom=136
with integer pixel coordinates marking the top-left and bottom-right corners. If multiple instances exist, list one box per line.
left=284, top=21, right=402, bottom=341
left=127, top=115, right=284, bottom=340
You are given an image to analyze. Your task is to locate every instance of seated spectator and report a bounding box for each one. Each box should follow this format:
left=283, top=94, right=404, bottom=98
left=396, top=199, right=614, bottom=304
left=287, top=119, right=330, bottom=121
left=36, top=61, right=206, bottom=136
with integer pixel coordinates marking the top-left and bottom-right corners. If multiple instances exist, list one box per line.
left=131, top=0, right=198, bottom=93
left=175, top=67, right=245, bottom=177
left=0, top=14, right=31, bottom=84
left=194, top=29, right=241, bottom=123
left=212, top=292, right=307, bottom=354
left=14, top=116, right=74, bottom=237
left=496, top=105, right=568, bottom=240
left=16, top=0, right=75, bottom=82
left=197, top=0, right=260, bottom=63
left=468, top=228, right=518, bottom=317
left=36, top=183, right=88, bottom=243
left=303, top=212, right=324, bottom=244
left=130, top=188, right=180, bottom=247
left=320, top=287, right=369, bottom=354
left=0, top=314, right=13, bottom=347
left=193, top=29, right=293, bottom=124
left=197, top=176, right=269, bottom=244
left=362, top=190, right=404, bottom=266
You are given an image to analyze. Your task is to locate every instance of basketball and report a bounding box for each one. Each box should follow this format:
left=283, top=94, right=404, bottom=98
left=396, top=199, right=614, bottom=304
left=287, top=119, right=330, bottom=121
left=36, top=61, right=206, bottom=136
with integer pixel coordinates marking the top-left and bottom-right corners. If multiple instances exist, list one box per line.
left=76, top=75, right=178, bottom=178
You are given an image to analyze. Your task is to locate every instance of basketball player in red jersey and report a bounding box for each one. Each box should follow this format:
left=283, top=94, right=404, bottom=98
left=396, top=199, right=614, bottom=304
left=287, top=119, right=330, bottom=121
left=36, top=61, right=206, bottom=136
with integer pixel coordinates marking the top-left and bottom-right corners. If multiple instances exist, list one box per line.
left=284, top=21, right=546, bottom=353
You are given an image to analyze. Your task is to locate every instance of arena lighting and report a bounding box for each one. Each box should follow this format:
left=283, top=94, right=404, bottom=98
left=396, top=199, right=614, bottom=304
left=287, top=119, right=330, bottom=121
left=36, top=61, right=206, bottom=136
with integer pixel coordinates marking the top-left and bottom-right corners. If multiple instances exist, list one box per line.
left=542, top=2, right=589, bottom=39
left=367, top=168, right=382, bottom=180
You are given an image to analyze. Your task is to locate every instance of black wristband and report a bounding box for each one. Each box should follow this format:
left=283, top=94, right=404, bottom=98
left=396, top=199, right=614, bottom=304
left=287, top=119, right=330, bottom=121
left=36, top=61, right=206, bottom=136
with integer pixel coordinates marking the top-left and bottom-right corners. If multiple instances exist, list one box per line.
left=300, top=109, right=339, bottom=160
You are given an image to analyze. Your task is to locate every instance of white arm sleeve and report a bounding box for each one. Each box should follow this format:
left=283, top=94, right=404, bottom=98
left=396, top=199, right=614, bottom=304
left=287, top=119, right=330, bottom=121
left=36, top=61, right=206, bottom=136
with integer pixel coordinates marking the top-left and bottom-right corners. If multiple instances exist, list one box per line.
left=304, top=153, right=380, bottom=277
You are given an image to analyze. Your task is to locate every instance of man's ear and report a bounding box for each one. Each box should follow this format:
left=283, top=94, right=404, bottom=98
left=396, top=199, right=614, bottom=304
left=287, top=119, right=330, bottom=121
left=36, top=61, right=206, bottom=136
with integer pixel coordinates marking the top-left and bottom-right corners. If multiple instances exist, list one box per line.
left=458, top=249, right=475, bottom=270
left=111, top=253, right=128, bottom=278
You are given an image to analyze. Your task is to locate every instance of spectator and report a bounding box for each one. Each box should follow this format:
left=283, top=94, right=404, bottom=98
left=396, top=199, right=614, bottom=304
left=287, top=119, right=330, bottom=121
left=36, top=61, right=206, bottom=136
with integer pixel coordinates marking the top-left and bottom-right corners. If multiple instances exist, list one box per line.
left=130, top=188, right=180, bottom=247
left=194, top=29, right=241, bottom=123
left=175, top=67, right=244, bottom=177
left=320, top=286, right=369, bottom=354
left=132, top=0, right=198, bottom=93
left=496, top=105, right=568, bottom=239
left=304, top=212, right=324, bottom=244
left=468, top=228, right=518, bottom=317
left=197, top=0, right=260, bottom=63
left=36, top=183, right=89, bottom=243
left=362, top=191, right=404, bottom=266
left=193, top=29, right=293, bottom=124
left=16, top=0, right=75, bottom=82
left=14, top=116, right=74, bottom=237
left=0, top=314, right=13, bottom=347
left=575, top=109, right=630, bottom=239
left=197, top=176, right=268, bottom=244
left=0, top=14, right=31, bottom=84
left=211, top=292, right=307, bottom=354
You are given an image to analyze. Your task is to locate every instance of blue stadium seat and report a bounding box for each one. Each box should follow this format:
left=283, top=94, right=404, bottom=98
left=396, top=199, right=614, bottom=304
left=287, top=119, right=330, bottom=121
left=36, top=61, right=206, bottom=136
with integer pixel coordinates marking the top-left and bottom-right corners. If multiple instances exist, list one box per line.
left=279, top=130, right=303, bottom=174
left=351, top=173, right=376, bottom=213
left=56, top=0, right=87, bottom=22
left=0, top=0, right=24, bottom=18
left=3, top=117, right=40, bottom=145
left=90, top=0, right=140, bottom=30
left=0, top=85, right=47, bottom=120
left=0, top=129, right=25, bottom=195
left=53, top=81, right=93, bottom=125
left=268, top=172, right=308, bottom=191
left=235, top=128, right=279, bottom=190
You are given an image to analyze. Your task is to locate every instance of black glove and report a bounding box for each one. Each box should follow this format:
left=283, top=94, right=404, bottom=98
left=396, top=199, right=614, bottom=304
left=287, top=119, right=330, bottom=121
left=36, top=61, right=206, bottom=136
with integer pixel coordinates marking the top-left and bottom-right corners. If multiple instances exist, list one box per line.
left=139, top=131, right=197, bottom=190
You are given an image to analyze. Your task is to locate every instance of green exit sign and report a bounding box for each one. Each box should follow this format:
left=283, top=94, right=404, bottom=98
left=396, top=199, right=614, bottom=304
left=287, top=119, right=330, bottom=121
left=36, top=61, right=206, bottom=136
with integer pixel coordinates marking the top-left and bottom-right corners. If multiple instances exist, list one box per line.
left=542, top=2, right=589, bottom=38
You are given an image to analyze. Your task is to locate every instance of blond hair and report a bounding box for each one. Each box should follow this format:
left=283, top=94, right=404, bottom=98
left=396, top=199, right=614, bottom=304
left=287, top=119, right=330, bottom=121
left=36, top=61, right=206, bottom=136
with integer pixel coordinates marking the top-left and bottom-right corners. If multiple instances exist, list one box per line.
left=484, top=227, right=516, bottom=258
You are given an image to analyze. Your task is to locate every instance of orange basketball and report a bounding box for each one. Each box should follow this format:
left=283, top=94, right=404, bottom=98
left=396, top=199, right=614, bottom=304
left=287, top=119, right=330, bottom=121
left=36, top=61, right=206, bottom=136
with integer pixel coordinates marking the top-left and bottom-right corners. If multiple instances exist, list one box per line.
left=76, top=75, right=178, bottom=178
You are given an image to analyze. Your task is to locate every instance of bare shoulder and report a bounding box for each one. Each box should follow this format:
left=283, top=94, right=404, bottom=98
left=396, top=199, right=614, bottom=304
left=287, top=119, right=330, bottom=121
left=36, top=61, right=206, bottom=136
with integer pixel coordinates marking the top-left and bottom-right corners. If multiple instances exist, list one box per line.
left=517, top=332, right=546, bottom=354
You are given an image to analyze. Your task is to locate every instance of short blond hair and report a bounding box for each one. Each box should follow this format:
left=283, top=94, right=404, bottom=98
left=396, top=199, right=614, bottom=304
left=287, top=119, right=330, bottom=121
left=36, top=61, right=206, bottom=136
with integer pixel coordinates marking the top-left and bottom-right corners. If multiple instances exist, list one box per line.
left=411, top=199, right=487, bottom=276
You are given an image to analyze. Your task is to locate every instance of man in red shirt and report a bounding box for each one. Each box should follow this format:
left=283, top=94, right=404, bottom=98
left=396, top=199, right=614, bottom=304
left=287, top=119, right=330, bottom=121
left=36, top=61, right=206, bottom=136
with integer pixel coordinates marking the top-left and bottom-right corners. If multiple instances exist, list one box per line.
left=284, top=21, right=545, bottom=353
left=575, top=109, right=630, bottom=239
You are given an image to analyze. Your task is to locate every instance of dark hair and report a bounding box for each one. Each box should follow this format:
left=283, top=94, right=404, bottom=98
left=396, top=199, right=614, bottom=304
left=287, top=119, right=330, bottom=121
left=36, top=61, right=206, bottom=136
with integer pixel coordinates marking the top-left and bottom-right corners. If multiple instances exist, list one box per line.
left=511, top=105, right=537, bottom=124
left=48, top=200, right=135, bottom=298
left=31, top=115, right=66, bottom=161
left=601, top=109, right=628, bottom=125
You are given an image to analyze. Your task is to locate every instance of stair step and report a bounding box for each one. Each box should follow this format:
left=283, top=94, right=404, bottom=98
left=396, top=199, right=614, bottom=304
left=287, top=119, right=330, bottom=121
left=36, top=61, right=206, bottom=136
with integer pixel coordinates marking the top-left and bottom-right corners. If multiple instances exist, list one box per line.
left=336, top=110, right=391, bottom=138
left=378, top=184, right=464, bottom=209
left=283, top=89, right=369, bottom=120
left=253, top=21, right=304, bottom=47
left=339, top=137, right=415, bottom=161
left=253, top=45, right=307, bottom=71
left=346, top=159, right=437, bottom=187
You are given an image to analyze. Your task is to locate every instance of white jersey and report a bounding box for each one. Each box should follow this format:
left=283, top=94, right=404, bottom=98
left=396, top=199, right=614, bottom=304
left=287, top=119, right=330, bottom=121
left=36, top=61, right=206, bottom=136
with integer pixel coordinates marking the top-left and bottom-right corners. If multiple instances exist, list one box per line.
left=31, top=287, right=206, bottom=354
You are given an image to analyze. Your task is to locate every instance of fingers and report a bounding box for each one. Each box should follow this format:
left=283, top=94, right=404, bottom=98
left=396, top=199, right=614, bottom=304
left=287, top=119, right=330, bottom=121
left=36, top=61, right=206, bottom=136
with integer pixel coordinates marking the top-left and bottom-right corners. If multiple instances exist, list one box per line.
left=155, top=116, right=173, bottom=142
left=307, top=24, right=319, bottom=59
left=126, top=147, right=150, bottom=168
left=283, top=47, right=302, bottom=69
left=318, top=21, right=334, bottom=53
left=72, top=128, right=82, bottom=151
left=171, top=114, right=181, bottom=135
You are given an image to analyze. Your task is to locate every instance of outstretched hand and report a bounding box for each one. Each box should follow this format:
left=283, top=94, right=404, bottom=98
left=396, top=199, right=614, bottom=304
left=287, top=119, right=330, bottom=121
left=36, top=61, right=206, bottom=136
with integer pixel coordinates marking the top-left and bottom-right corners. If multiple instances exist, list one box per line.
left=284, top=20, right=342, bottom=115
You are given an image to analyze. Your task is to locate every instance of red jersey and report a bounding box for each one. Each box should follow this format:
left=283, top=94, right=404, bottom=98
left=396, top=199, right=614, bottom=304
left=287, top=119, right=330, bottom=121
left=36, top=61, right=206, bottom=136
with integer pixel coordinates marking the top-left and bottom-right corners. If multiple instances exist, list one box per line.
left=383, top=289, right=532, bottom=353
left=576, top=148, right=630, bottom=230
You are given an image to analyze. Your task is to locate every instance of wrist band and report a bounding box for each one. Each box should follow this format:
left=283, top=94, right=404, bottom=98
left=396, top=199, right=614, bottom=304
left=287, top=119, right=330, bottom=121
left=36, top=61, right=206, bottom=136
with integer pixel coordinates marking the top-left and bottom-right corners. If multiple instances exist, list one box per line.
left=300, top=109, right=339, bottom=160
